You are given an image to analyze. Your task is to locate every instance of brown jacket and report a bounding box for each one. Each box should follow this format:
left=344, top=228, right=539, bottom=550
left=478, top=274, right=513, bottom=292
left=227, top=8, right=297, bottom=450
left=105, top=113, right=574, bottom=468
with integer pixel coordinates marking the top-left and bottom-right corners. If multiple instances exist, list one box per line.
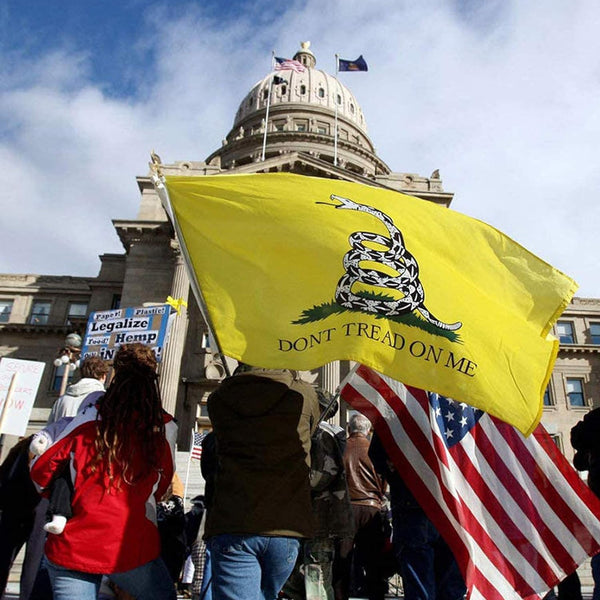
left=205, top=369, right=320, bottom=538
left=343, top=433, right=386, bottom=509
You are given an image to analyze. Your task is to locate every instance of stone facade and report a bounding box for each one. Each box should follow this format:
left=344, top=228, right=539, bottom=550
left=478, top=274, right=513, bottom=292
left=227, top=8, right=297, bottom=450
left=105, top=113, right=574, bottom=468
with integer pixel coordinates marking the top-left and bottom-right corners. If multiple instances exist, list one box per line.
left=541, top=297, right=600, bottom=461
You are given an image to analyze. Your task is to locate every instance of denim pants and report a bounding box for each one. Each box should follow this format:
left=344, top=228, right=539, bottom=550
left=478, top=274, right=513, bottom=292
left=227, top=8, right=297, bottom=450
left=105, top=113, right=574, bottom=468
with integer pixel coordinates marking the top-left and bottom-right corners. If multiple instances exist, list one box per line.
left=46, top=556, right=176, bottom=600
left=209, top=534, right=299, bottom=600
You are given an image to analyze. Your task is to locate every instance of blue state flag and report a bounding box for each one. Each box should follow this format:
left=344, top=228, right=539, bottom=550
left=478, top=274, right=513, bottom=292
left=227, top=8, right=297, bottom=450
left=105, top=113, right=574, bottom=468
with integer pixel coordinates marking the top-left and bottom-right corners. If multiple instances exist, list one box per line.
left=338, top=55, right=368, bottom=72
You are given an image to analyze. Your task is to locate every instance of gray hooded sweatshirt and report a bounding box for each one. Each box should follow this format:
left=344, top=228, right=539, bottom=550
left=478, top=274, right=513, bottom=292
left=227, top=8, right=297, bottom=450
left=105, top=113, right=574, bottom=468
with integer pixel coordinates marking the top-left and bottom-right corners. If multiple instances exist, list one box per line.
left=47, top=378, right=105, bottom=424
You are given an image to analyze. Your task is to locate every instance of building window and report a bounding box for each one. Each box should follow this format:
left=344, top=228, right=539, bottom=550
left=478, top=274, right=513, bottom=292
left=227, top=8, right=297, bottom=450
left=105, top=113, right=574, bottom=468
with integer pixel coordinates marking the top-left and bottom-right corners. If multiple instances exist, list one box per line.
left=263, top=89, right=269, bottom=100
left=295, top=123, right=307, bottom=132
left=300, top=84, right=306, bottom=95
left=337, top=94, right=342, bottom=105
left=317, top=126, right=328, bottom=135
left=274, top=120, right=285, bottom=131
left=280, top=85, right=287, bottom=95
left=590, top=322, right=600, bottom=344
left=543, top=386, right=553, bottom=406
left=29, top=301, right=51, bottom=325
left=566, top=378, right=585, bottom=407
left=350, top=103, right=355, bottom=114
left=66, top=302, right=88, bottom=325
left=550, top=434, right=562, bottom=451
left=318, top=88, right=325, bottom=98
left=0, top=299, right=13, bottom=323
left=111, top=295, right=121, bottom=309
left=556, top=321, right=575, bottom=344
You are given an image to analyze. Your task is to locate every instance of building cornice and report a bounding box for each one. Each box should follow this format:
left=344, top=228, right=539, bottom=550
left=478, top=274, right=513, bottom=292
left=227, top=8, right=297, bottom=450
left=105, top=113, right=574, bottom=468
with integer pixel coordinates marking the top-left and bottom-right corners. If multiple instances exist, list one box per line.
left=112, top=220, right=174, bottom=252
left=558, top=344, right=600, bottom=354
left=0, top=323, right=74, bottom=335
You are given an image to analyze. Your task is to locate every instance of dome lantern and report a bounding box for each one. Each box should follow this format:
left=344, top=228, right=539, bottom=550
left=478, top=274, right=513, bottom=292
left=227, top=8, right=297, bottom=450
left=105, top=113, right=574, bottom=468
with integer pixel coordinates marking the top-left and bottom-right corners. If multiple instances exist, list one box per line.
left=294, top=41, right=316, bottom=69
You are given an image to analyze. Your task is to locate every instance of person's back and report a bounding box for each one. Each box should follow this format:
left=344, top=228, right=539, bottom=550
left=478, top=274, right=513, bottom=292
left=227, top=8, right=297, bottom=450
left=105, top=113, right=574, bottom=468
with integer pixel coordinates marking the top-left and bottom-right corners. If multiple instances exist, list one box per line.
left=47, top=356, right=108, bottom=424
left=339, top=413, right=387, bottom=600
left=344, top=418, right=386, bottom=508
left=205, top=366, right=320, bottom=600
left=30, top=343, right=177, bottom=600
left=206, top=367, right=318, bottom=539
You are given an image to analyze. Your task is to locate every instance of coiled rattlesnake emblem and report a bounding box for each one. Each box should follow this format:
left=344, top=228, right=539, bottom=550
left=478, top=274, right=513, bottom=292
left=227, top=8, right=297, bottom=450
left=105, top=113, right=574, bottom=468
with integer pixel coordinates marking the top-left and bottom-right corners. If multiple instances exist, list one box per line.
left=319, top=194, right=462, bottom=332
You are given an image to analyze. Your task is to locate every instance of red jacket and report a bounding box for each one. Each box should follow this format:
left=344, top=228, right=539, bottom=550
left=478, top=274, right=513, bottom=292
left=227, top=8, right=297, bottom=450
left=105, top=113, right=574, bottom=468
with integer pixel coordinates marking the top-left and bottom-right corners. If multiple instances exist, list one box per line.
left=30, top=409, right=176, bottom=574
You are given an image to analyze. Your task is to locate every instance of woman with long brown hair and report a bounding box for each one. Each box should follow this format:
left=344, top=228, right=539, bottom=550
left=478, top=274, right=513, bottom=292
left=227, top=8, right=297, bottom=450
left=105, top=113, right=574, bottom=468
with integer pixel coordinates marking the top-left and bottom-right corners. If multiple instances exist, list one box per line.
left=31, top=343, right=177, bottom=600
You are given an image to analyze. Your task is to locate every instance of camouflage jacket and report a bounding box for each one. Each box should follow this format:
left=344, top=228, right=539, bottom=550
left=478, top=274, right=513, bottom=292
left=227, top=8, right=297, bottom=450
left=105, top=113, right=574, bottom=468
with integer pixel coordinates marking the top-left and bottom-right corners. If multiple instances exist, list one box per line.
left=309, top=422, right=355, bottom=539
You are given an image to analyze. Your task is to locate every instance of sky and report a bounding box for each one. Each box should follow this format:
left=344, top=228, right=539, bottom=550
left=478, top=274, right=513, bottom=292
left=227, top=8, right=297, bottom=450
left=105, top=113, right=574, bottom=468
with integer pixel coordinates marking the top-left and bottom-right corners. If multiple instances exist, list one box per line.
left=1, top=0, right=599, bottom=297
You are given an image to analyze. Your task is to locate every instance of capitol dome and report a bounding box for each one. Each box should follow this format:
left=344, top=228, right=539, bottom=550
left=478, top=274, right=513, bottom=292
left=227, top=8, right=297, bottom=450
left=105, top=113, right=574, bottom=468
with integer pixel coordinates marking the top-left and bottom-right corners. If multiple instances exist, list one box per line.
left=206, top=43, right=390, bottom=177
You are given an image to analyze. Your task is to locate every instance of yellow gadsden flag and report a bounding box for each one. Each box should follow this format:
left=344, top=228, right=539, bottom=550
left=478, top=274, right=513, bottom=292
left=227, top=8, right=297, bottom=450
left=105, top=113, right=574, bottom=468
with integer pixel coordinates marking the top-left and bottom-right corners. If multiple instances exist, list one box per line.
left=164, top=173, right=577, bottom=435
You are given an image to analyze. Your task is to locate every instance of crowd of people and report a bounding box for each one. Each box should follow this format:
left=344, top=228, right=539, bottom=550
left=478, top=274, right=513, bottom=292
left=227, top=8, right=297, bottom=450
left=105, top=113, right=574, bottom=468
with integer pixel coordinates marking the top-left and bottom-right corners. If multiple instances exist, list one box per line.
left=0, top=346, right=596, bottom=599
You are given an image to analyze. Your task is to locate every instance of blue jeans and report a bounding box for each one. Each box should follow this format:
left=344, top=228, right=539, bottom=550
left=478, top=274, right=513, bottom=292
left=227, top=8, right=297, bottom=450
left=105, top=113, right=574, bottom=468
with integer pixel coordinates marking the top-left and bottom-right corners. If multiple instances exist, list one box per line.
left=209, top=534, right=300, bottom=600
left=46, top=556, right=176, bottom=600
left=198, top=544, right=212, bottom=600
left=392, top=507, right=465, bottom=600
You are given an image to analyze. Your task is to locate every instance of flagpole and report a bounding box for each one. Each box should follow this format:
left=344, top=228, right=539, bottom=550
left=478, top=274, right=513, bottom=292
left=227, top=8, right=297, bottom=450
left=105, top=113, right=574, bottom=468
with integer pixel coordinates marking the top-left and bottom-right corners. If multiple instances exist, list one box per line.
left=151, top=168, right=231, bottom=377
left=334, top=53, right=339, bottom=167
left=183, top=429, right=193, bottom=509
left=261, top=51, right=275, bottom=162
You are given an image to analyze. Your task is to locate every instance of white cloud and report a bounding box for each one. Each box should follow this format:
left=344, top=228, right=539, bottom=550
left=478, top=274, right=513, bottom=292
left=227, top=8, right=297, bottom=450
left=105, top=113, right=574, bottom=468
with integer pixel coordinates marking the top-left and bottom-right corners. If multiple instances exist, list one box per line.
left=1, top=0, right=599, bottom=297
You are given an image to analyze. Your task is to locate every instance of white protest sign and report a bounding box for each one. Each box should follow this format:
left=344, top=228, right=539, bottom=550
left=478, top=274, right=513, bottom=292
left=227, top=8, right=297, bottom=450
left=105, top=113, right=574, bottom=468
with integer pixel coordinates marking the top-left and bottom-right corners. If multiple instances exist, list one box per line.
left=0, top=358, right=46, bottom=436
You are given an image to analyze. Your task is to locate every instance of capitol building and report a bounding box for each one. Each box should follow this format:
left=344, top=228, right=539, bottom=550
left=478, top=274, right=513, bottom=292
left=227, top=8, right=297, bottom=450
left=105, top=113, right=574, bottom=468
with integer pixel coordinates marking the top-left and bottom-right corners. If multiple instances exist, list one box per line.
left=0, top=42, right=599, bottom=461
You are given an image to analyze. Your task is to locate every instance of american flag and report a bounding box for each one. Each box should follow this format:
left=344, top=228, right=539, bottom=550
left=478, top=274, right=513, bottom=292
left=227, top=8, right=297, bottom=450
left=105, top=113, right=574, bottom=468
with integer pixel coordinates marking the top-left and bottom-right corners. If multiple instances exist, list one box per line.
left=341, top=365, right=600, bottom=600
left=190, top=431, right=206, bottom=461
left=274, top=56, right=306, bottom=73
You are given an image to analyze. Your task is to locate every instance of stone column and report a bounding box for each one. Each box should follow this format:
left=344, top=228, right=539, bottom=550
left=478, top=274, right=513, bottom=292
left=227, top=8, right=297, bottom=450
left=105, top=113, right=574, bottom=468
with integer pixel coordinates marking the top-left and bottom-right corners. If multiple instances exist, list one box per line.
left=321, top=360, right=340, bottom=394
left=159, top=243, right=190, bottom=416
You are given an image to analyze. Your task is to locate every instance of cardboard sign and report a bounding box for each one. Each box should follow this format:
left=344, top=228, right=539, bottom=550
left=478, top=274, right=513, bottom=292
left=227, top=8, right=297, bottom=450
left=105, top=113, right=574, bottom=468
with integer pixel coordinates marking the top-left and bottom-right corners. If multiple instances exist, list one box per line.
left=80, top=304, right=173, bottom=362
left=0, top=358, right=46, bottom=436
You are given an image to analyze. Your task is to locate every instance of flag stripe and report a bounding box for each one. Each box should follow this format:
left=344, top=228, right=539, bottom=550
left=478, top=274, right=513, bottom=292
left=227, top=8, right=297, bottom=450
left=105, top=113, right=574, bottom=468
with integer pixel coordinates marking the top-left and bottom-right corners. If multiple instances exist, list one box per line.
left=341, top=365, right=600, bottom=600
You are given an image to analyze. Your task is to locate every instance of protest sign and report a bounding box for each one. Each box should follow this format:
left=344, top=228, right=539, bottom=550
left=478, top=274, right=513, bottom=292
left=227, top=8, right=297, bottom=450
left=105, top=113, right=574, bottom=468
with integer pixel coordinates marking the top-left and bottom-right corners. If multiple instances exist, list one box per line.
left=80, top=304, right=173, bottom=362
left=0, top=358, right=45, bottom=436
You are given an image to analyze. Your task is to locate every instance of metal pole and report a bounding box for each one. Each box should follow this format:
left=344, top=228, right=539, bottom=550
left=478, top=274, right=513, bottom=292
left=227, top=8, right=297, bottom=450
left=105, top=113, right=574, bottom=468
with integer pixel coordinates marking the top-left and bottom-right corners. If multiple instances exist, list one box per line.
left=58, top=355, right=71, bottom=397
left=261, top=52, right=276, bottom=162
left=334, top=53, right=339, bottom=167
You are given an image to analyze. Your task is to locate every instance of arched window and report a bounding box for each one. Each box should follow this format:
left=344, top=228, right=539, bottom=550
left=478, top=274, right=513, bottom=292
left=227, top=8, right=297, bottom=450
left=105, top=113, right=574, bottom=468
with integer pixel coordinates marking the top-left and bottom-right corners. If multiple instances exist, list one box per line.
left=281, top=85, right=287, bottom=95
left=318, top=88, right=325, bottom=98
left=337, top=94, right=342, bottom=105
left=350, top=103, right=355, bottom=114
left=300, top=84, right=306, bottom=95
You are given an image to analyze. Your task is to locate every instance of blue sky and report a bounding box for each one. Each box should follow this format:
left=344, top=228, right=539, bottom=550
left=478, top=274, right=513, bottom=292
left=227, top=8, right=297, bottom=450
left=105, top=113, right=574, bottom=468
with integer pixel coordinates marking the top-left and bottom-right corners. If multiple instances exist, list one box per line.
left=2, top=0, right=600, bottom=297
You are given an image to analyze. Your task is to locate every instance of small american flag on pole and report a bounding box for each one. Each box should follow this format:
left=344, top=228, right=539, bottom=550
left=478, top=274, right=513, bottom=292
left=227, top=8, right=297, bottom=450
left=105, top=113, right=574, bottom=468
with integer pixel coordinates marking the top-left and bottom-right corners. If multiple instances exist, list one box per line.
left=190, top=431, right=206, bottom=461
left=274, top=56, right=306, bottom=73
left=341, top=365, right=600, bottom=600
